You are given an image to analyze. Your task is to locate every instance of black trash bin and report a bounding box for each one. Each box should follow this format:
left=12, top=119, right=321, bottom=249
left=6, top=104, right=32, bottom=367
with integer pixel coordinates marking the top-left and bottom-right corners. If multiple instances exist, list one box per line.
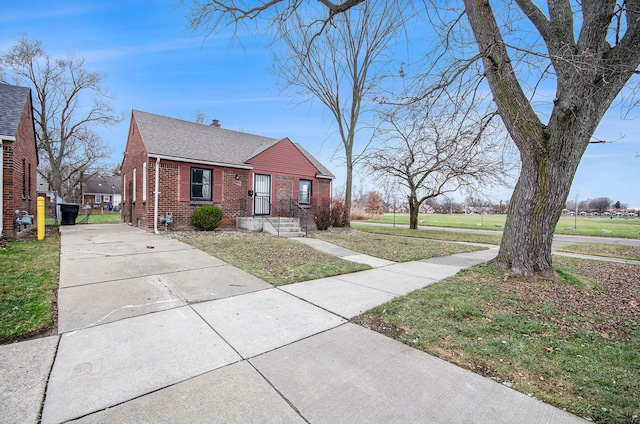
left=59, top=203, right=80, bottom=225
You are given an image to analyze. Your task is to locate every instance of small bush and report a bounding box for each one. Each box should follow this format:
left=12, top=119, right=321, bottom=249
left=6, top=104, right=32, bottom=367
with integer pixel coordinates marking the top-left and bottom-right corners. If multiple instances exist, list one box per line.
left=311, top=197, right=332, bottom=230
left=350, top=203, right=382, bottom=222
left=331, top=200, right=346, bottom=227
left=190, top=205, right=223, bottom=231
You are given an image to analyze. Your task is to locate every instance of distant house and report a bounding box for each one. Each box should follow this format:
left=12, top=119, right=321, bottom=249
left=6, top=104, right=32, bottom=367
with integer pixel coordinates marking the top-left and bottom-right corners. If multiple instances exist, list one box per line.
left=0, top=83, right=38, bottom=239
left=82, top=175, right=122, bottom=210
left=120, top=110, right=334, bottom=231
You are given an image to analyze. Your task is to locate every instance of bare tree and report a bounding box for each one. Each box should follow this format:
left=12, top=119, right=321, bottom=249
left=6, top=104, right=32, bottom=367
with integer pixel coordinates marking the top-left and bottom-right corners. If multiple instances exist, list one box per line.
left=0, top=36, right=121, bottom=200
left=365, top=94, right=510, bottom=229
left=589, top=197, right=612, bottom=214
left=183, top=1, right=640, bottom=276
left=187, top=0, right=407, bottom=225
left=460, top=1, right=640, bottom=275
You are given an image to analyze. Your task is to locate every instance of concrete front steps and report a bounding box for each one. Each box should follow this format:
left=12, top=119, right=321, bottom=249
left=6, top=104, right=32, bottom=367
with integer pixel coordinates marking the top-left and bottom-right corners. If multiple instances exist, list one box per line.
left=263, top=218, right=306, bottom=237
left=236, top=217, right=306, bottom=238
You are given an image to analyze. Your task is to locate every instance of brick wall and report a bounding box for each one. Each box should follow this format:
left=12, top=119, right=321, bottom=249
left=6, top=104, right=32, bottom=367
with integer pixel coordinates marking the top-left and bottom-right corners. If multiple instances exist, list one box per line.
left=2, top=97, right=38, bottom=239
left=139, top=160, right=250, bottom=231
left=316, top=179, right=332, bottom=200
left=275, top=175, right=294, bottom=212
left=120, top=115, right=148, bottom=228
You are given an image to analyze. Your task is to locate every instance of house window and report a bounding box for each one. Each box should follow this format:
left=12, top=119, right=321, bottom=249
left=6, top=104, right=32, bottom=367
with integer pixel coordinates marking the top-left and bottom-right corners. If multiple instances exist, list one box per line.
left=299, top=179, right=312, bottom=204
left=191, top=168, right=212, bottom=200
left=95, top=195, right=102, bottom=204
left=104, top=195, right=110, bottom=203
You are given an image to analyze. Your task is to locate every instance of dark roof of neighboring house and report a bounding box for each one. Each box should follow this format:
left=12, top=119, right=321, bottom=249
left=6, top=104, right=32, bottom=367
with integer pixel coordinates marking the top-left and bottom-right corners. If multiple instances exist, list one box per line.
left=132, top=110, right=334, bottom=179
left=83, top=175, right=122, bottom=195
left=0, top=83, right=31, bottom=139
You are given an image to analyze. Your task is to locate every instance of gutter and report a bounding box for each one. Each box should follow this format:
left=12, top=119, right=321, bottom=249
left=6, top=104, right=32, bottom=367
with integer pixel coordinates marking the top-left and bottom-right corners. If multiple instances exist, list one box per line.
left=154, top=157, right=160, bottom=234
left=147, top=153, right=252, bottom=170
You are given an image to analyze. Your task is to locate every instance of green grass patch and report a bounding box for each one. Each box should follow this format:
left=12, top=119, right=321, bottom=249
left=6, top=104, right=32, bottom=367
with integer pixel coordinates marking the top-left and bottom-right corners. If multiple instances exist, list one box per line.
left=45, top=211, right=122, bottom=225
left=367, top=213, right=640, bottom=239
left=311, top=230, right=486, bottom=262
left=354, top=260, right=640, bottom=423
left=0, top=232, right=60, bottom=343
left=558, top=242, right=640, bottom=261
left=181, top=235, right=370, bottom=286
left=352, top=223, right=502, bottom=245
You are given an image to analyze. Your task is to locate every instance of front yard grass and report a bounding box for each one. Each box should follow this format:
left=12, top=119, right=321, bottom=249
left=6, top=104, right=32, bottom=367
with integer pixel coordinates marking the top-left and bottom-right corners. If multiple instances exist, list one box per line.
left=311, top=229, right=487, bottom=262
left=558, top=242, right=640, bottom=261
left=0, top=231, right=60, bottom=343
left=181, top=235, right=370, bottom=285
left=354, top=256, right=640, bottom=423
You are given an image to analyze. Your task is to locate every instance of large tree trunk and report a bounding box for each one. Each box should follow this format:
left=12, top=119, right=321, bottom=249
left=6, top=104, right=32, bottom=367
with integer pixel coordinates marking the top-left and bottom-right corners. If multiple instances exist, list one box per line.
left=408, top=196, right=419, bottom=230
left=463, top=0, right=638, bottom=276
left=491, top=141, right=580, bottom=276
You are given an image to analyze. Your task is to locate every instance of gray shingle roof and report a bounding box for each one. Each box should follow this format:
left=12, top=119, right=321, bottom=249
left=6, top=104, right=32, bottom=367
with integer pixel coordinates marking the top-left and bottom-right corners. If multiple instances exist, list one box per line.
left=133, top=110, right=279, bottom=168
left=132, top=110, right=334, bottom=178
left=0, top=83, right=31, bottom=139
left=83, top=175, right=122, bottom=195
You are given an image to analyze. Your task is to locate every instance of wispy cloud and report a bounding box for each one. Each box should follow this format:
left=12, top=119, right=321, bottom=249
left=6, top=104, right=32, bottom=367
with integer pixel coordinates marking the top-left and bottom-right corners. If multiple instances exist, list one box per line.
left=80, top=38, right=201, bottom=63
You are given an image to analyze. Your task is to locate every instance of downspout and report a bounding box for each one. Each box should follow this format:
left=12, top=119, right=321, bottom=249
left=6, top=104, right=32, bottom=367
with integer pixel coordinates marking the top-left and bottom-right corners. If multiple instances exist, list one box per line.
left=153, top=157, right=160, bottom=234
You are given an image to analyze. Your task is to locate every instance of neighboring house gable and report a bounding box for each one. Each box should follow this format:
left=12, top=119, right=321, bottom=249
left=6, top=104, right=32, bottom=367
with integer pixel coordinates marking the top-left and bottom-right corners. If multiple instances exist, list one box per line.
left=0, top=83, right=38, bottom=239
left=121, top=110, right=334, bottom=231
left=82, top=175, right=122, bottom=209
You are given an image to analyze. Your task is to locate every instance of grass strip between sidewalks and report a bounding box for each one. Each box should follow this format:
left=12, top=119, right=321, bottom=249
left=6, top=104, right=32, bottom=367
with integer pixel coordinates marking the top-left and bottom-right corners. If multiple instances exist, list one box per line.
left=312, top=228, right=488, bottom=262
left=352, top=223, right=502, bottom=245
left=181, top=235, right=370, bottom=286
left=0, top=232, right=59, bottom=342
left=557, top=242, right=640, bottom=261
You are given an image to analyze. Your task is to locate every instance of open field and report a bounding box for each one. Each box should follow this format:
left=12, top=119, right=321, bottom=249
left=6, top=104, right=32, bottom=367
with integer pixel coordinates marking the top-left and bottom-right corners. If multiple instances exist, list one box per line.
left=370, top=213, right=640, bottom=239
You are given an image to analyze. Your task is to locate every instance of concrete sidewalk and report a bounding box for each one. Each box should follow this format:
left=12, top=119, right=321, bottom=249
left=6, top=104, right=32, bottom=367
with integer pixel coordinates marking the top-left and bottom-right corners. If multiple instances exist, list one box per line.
left=0, top=224, right=586, bottom=423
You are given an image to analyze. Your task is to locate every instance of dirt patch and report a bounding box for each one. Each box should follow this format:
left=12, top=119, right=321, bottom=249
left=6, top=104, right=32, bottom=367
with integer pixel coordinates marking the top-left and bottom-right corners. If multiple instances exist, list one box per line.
left=505, top=257, right=639, bottom=341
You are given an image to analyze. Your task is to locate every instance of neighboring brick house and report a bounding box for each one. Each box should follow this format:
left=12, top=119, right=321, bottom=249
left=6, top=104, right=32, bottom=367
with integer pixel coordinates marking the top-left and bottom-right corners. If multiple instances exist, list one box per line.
left=81, top=175, right=122, bottom=210
left=0, top=83, right=38, bottom=239
left=121, top=110, right=334, bottom=231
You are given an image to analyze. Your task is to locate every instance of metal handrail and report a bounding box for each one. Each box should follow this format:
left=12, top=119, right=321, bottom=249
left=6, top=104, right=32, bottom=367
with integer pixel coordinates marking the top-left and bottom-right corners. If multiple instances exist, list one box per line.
left=288, top=199, right=309, bottom=236
left=255, top=196, right=281, bottom=237
left=254, top=197, right=309, bottom=236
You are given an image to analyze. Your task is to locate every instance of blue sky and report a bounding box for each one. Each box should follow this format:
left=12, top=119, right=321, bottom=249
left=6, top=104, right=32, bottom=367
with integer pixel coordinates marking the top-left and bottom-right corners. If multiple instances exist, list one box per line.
left=2, top=1, right=639, bottom=207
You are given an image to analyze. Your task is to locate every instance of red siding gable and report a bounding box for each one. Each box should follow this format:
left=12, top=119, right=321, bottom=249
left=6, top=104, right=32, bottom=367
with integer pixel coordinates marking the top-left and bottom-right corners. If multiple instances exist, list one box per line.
left=247, top=138, right=318, bottom=178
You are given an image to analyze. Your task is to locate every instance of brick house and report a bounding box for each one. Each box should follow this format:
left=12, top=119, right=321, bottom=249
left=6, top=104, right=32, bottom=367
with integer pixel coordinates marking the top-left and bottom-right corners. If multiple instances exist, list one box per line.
left=0, top=83, right=38, bottom=239
left=81, top=175, right=122, bottom=210
left=121, top=110, right=334, bottom=232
